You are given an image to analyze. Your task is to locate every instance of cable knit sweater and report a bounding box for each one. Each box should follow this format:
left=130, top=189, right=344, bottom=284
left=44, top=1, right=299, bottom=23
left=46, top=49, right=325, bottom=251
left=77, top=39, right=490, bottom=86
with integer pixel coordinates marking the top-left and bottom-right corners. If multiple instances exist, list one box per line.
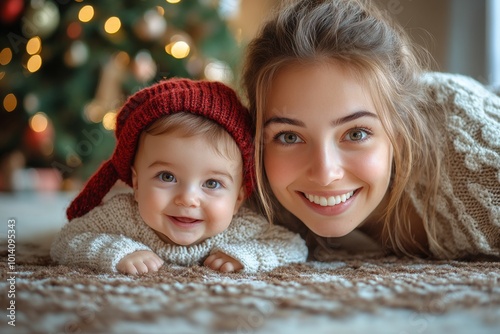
left=412, top=72, right=500, bottom=259
left=50, top=193, right=307, bottom=273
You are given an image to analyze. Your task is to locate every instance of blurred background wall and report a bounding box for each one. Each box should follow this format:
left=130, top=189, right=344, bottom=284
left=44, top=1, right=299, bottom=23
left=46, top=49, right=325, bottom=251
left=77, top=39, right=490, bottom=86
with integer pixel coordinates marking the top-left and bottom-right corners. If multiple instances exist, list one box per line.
left=0, top=0, right=497, bottom=192
left=373, top=0, right=496, bottom=85
left=238, top=0, right=496, bottom=83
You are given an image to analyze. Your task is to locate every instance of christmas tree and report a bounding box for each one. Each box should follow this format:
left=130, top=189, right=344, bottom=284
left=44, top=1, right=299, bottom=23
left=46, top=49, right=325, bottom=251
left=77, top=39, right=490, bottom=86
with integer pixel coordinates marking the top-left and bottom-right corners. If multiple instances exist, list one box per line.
left=0, top=0, right=243, bottom=190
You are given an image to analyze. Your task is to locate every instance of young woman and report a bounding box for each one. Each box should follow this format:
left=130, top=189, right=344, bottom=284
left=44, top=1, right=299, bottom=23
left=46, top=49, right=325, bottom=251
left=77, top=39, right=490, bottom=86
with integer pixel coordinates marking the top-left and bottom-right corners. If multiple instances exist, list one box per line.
left=242, top=0, right=500, bottom=259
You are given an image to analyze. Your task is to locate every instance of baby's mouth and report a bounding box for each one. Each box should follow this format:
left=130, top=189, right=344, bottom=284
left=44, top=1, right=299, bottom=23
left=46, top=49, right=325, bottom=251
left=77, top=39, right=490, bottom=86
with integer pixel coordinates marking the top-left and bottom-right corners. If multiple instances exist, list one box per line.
left=171, top=216, right=201, bottom=224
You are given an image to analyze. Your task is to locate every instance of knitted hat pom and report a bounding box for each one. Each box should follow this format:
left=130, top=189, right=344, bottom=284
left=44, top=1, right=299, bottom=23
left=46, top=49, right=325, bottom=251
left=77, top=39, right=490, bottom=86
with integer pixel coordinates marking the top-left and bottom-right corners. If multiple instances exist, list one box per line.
left=66, top=78, right=254, bottom=221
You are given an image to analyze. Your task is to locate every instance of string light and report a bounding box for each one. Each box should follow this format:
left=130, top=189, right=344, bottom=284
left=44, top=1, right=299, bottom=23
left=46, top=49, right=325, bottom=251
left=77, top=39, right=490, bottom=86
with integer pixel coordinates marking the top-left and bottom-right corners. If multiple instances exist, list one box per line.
left=26, top=37, right=42, bottom=55
left=166, top=0, right=181, bottom=4
left=27, top=55, right=42, bottom=73
left=102, top=111, right=117, bottom=130
left=3, top=93, right=17, bottom=112
left=29, top=112, right=49, bottom=133
left=78, top=5, right=94, bottom=23
left=104, top=17, right=121, bottom=34
left=171, top=41, right=190, bottom=59
left=0, top=48, right=12, bottom=65
left=165, top=35, right=191, bottom=59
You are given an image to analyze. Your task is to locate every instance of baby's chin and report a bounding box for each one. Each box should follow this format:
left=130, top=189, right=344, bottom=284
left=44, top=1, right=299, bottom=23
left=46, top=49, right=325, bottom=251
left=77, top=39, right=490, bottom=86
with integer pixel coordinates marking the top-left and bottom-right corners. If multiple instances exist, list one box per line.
left=154, top=230, right=210, bottom=246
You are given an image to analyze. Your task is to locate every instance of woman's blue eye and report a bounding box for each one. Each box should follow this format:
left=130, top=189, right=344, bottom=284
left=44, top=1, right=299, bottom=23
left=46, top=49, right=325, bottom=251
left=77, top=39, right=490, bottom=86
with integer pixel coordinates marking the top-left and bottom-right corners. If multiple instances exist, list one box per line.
left=346, top=129, right=368, bottom=141
left=276, top=132, right=303, bottom=144
left=204, top=179, right=221, bottom=189
left=159, top=172, right=175, bottom=183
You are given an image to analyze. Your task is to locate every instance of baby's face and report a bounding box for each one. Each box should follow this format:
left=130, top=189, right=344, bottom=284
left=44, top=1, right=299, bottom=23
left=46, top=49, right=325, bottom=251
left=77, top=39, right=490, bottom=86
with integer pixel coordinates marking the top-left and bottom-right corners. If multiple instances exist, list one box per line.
left=131, top=131, right=245, bottom=246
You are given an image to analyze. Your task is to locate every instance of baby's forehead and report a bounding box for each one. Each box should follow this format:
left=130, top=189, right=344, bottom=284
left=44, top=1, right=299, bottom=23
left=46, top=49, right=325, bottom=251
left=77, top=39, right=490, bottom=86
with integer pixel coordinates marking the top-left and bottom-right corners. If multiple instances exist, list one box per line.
left=140, top=130, right=243, bottom=165
left=197, top=133, right=244, bottom=169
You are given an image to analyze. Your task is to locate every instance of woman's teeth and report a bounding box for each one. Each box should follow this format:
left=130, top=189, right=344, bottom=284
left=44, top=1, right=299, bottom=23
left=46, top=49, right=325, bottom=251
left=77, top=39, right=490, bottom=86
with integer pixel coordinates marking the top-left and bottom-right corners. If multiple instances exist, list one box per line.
left=305, top=191, right=355, bottom=207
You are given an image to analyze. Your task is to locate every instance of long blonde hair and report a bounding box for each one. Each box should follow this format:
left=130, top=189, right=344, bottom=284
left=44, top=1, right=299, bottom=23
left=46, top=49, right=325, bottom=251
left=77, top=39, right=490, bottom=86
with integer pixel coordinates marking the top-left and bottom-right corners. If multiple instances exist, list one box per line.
left=242, top=0, right=445, bottom=256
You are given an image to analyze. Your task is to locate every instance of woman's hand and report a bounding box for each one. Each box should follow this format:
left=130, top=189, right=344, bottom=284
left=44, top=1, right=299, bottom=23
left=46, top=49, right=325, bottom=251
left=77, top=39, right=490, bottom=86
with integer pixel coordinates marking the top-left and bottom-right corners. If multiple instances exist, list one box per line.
left=116, top=250, right=164, bottom=275
left=204, top=251, right=243, bottom=273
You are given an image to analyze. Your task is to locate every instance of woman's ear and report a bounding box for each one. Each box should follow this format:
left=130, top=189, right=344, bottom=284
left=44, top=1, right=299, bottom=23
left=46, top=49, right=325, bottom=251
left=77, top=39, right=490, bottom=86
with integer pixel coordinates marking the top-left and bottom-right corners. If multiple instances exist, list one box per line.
left=233, top=186, right=246, bottom=214
left=131, top=167, right=138, bottom=201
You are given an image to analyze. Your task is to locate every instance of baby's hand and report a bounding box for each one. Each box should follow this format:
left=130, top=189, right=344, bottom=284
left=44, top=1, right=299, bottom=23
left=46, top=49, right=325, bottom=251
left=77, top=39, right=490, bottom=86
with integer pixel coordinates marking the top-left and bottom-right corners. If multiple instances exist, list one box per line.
left=204, top=251, right=243, bottom=273
left=116, top=250, right=164, bottom=275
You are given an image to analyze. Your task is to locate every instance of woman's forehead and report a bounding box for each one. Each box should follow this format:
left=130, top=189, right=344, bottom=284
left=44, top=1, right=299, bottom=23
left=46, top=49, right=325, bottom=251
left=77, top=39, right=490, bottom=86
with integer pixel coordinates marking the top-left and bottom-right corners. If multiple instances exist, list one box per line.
left=265, top=62, right=379, bottom=118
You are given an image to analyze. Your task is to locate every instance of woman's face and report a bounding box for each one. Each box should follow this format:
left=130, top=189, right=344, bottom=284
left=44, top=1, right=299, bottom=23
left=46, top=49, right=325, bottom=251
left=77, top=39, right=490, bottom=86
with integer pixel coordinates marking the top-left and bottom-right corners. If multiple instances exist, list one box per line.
left=263, top=62, right=393, bottom=237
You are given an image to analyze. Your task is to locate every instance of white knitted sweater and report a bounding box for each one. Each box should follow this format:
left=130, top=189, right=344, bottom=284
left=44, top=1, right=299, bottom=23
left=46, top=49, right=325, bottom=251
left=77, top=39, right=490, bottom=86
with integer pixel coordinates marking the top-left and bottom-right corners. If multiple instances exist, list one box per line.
left=412, top=72, right=500, bottom=259
left=51, top=193, right=308, bottom=273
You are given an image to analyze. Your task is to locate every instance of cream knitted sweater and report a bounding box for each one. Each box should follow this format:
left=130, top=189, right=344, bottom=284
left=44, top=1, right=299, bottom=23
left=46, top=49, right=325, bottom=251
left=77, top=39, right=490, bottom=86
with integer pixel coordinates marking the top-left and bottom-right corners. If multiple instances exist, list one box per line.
left=51, top=193, right=307, bottom=273
left=412, top=72, right=500, bottom=259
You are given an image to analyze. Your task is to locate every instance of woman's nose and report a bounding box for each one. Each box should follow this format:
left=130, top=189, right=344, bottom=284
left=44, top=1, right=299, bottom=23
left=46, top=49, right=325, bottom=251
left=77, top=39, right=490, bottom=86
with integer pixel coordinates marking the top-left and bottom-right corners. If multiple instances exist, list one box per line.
left=307, top=145, right=344, bottom=186
left=174, top=186, right=201, bottom=207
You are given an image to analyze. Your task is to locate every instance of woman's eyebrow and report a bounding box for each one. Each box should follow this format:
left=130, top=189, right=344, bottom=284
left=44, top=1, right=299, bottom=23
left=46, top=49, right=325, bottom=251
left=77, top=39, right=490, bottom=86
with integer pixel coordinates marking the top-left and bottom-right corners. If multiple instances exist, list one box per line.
left=264, top=110, right=378, bottom=128
left=331, top=111, right=379, bottom=126
left=264, top=116, right=305, bottom=128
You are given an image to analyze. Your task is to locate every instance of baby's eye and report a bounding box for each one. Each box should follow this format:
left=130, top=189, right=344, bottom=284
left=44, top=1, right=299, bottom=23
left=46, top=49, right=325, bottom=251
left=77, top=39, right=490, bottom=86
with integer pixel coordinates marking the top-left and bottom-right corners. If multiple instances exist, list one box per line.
left=158, top=172, right=175, bottom=183
left=345, top=129, right=369, bottom=142
left=276, top=132, right=304, bottom=144
left=204, top=179, right=221, bottom=189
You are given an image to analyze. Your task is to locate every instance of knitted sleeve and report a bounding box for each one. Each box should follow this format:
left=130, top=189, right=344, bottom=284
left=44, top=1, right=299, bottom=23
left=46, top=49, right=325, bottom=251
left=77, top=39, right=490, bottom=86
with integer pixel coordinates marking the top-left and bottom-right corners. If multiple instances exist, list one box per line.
left=413, top=72, right=500, bottom=259
left=50, top=193, right=153, bottom=272
left=210, top=207, right=308, bottom=272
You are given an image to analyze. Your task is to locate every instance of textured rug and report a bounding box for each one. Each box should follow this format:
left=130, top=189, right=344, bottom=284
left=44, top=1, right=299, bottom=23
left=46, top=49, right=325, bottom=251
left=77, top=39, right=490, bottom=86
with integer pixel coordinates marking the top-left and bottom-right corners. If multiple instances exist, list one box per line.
left=1, top=244, right=499, bottom=334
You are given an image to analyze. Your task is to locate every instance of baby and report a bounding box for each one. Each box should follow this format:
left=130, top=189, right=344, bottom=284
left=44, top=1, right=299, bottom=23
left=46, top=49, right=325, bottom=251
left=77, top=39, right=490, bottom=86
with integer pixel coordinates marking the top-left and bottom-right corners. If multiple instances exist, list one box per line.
left=51, top=78, right=307, bottom=274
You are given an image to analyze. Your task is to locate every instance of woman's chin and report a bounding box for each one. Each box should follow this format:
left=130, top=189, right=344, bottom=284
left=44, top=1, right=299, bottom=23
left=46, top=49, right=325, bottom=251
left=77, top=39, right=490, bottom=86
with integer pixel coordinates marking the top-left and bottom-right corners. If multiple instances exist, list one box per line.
left=306, top=223, right=356, bottom=238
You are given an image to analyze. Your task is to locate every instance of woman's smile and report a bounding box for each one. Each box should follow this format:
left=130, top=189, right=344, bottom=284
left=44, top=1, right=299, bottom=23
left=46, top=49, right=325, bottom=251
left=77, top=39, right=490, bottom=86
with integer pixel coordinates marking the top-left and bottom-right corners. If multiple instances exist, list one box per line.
left=299, top=189, right=359, bottom=216
left=303, top=190, right=356, bottom=207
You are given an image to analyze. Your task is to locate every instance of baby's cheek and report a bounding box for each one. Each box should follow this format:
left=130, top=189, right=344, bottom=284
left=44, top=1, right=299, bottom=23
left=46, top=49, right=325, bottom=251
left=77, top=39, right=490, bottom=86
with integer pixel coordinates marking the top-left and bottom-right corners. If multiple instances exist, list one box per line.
left=203, top=200, right=234, bottom=232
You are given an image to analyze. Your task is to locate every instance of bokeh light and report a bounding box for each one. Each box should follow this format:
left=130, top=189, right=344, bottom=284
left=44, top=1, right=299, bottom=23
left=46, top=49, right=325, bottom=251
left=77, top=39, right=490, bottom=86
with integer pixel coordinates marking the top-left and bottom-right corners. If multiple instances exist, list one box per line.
left=30, top=112, right=49, bottom=133
left=26, top=37, right=42, bottom=55
left=27, top=55, right=42, bottom=73
left=0, top=48, right=13, bottom=65
left=104, top=17, right=121, bottom=34
left=78, top=5, right=94, bottom=22
left=67, top=22, right=83, bottom=39
left=102, top=111, right=117, bottom=130
left=3, top=93, right=17, bottom=112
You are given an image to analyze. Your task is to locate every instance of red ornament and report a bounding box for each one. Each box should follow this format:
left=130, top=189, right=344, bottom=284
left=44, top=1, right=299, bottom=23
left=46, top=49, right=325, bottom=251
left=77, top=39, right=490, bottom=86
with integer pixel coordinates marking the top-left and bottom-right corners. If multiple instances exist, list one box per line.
left=0, top=0, right=25, bottom=25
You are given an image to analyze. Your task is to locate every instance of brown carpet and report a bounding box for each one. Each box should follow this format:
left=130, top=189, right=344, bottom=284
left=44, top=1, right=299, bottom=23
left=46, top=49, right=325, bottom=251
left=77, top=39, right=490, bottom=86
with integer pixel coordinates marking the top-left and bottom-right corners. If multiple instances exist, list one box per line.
left=1, top=244, right=499, bottom=334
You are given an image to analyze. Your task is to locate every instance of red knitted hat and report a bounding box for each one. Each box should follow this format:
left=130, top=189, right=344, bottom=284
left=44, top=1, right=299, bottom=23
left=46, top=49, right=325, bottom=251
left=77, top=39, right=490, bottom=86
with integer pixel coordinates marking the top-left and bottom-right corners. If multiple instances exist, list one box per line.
left=66, top=78, right=255, bottom=220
